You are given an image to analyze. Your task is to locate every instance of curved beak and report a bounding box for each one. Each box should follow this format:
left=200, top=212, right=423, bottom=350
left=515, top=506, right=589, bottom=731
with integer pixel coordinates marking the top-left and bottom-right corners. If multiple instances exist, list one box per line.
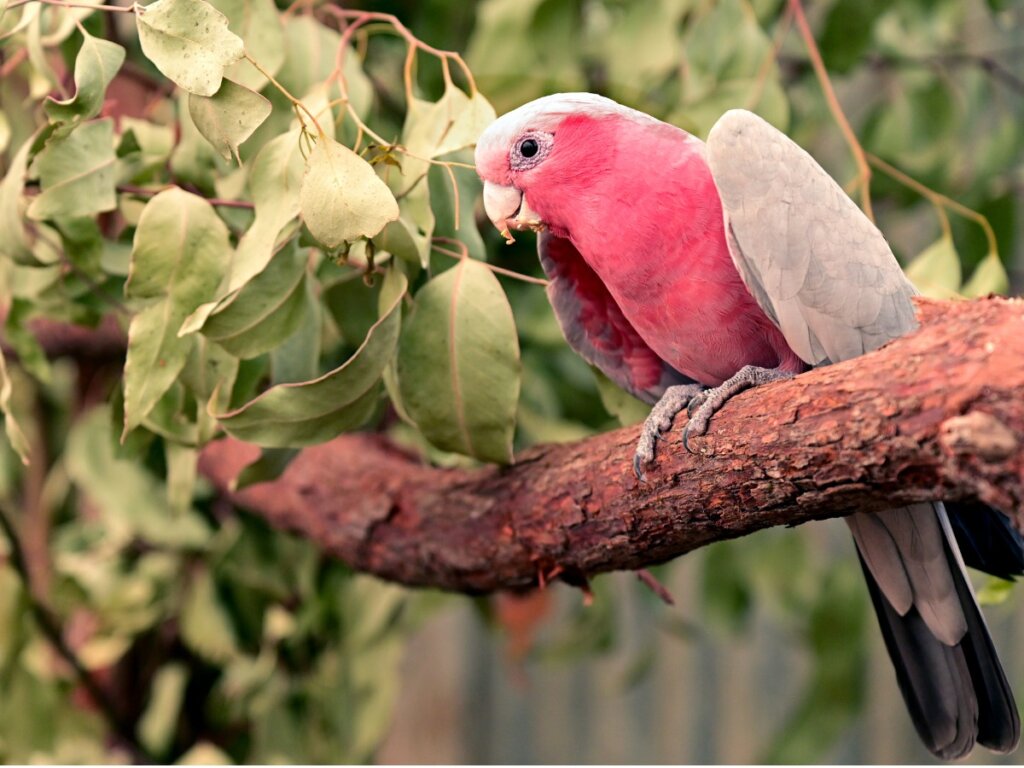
left=482, top=181, right=544, bottom=244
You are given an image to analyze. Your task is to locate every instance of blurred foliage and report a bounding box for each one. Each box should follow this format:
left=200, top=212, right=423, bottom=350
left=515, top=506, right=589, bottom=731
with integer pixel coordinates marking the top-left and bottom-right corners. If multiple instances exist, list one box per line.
left=0, top=0, right=1022, bottom=763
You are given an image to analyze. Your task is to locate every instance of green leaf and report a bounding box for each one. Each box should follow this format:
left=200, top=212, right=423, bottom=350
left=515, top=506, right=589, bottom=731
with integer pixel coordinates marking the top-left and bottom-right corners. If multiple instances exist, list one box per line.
left=397, top=88, right=495, bottom=194
left=181, top=568, right=239, bottom=663
left=176, top=742, right=235, bottom=765
left=592, top=368, right=650, bottom=426
left=229, top=129, right=303, bottom=290
left=0, top=112, right=9, bottom=155
left=44, top=31, right=125, bottom=129
left=961, top=251, right=1009, bottom=298
left=300, top=135, right=400, bottom=250
left=188, top=78, right=271, bottom=163
left=977, top=575, right=1015, bottom=605
left=122, top=187, right=232, bottom=435
left=397, top=259, right=520, bottom=464
left=275, top=15, right=372, bottom=116
left=428, top=157, right=485, bottom=260
left=820, top=0, right=887, bottom=74
left=200, top=242, right=309, bottom=358
left=26, top=118, right=116, bottom=220
left=269, top=274, right=320, bottom=385
left=0, top=349, right=30, bottom=464
left=905, top=235, right=962, bottom=298
left=373, top=215, right=430, bottom=271
left=0, top=134, right=36, bottom=263
left=215, top=271, right=406, bottom=447
left=139, top=663, right=189, bottom=756
left=180, top=131, right=303, bottom=334
left=207, top=0, right=284, bottom=91
left=66, top=407, right=211, bottom=547
left=134, top=0, right=245, bottom=97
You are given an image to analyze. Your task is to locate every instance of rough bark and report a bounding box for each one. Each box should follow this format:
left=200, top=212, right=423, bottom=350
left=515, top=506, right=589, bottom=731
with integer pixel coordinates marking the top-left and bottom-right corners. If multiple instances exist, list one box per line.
left=195, top=297, right=1024, bottom=594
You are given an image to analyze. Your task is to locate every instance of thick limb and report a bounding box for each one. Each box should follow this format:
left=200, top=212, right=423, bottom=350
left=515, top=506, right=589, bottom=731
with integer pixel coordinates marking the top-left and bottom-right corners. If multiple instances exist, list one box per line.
left=633, top=383, right=706, bottom=479
left=683, top=365, right=794, bottom=452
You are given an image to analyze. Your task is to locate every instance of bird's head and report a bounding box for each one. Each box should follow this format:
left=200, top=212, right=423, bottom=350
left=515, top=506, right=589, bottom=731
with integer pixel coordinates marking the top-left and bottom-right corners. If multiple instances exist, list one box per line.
left=474, top=92, right=666, bottom=243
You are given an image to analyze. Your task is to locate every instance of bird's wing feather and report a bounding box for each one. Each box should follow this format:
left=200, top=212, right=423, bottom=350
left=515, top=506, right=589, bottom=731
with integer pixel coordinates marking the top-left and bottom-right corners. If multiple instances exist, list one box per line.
left=706, top=109, right=919, bottom=366
left=538, top=231, right=695, bottom=405
left=705, top=109, right=1019, bottom=756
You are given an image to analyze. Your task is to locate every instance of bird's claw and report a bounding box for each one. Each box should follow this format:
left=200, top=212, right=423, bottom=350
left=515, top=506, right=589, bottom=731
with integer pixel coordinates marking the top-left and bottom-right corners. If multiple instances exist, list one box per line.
left=632, top=383, right=706, bottom=480
left=681, top=405, right=712, bottom=454
left=685, top=391, right=708, bottom=419
left=681, top=365, right=794, bottom=453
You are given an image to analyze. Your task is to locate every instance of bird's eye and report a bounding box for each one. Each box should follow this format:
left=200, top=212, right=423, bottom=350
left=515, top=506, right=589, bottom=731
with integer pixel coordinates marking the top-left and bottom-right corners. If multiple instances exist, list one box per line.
left=519, top=139, right=539, bottom=158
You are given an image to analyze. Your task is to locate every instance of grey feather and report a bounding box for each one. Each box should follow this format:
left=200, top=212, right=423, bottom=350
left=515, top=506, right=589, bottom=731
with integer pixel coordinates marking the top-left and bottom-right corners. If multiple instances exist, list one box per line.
left=706, top=108, right=1018, bottom=759
left=707, top=109, right=918, bottom=366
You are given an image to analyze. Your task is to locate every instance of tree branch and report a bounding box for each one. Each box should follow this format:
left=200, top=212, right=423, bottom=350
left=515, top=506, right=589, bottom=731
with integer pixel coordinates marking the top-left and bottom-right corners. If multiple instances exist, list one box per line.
left=198, top=297, right=1024, bottom=594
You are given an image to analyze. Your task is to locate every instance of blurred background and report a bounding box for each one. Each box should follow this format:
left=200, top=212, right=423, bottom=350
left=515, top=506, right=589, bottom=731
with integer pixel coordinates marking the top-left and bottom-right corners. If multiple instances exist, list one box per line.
left=1, top=0, right=1024, bottom=763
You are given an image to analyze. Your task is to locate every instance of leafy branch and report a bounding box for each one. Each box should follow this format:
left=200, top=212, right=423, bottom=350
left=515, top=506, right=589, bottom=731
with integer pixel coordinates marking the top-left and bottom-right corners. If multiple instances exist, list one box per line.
left=0, top=504, right=157, bottom=762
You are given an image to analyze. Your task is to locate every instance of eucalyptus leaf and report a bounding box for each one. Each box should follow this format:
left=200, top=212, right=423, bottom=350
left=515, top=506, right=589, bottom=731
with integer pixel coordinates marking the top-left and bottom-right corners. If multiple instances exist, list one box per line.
left=0, top=134, right=36, bottom=263
left=201, top=241, right=309, bottom=359
left=139, top=663, right=189, bottom=755
left=207, top=0, right=283, bottom=90
left=44, top=31, right=125, bottom=129
left=181, top=568, right=239, bottom=663
left=66, top=407, right=211, bottom=547
left=0, top=349, right=30, bottom=464
left=26, top=118, right=116, bottom=221
left=300, top=135, right=400, bottom=250
left=189, top=78, right=272, bottom=163
left=134, top=0, right=245, bottom=97
left=216, top=271, right=406, bottom=447
left=228, top=129, right=303, bottom=290
left=122, top=187, right=232, bottom=436
left=397, top=259, right=520, bottom=464
left=905, top=235, right=962, bottom=298
left=961, top=251, right=1009, bottom=298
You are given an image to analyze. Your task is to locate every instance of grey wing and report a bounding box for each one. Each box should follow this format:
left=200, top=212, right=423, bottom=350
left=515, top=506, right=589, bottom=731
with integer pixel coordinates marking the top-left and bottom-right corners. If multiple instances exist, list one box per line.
left=538, top=231, right=695, bottom=405
left=706, top=109, right=918, bottom=366
left=706, top=111, right=1020, bottom=757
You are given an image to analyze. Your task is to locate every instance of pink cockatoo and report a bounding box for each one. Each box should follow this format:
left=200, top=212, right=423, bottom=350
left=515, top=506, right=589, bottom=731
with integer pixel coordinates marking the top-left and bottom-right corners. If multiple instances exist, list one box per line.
left=474, top=93, right=1022, bottom=760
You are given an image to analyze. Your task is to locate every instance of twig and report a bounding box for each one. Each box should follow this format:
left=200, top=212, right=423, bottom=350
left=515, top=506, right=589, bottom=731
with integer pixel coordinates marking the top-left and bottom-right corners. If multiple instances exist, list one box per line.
left=5, top=0, right=134, bottom=12
left=0, top=504, right=156, bottom=762
left=0, top=48, right=29, bottom=79
left=746, top=2, right=793, bottom=112
left=788, top=0, right=874, bottom=221
left=866, top=153, right=1000, bottom=258
left=117, top=184, right=255, bottom=210
left=431, top=239, right=549, bottom=286
left=636, top=569, right=675, bottom=606
left=865, top=51, right=1024, bottom=97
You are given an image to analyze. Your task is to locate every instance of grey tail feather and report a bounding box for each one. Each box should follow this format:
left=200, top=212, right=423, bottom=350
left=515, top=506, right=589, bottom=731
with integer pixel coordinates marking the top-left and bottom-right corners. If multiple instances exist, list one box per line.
left=857, top=520, right=1020, bottom=760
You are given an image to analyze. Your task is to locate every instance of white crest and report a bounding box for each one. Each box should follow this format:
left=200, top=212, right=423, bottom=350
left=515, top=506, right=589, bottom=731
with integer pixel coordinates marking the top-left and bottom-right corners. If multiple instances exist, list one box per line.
left=476, top=92, right=662, bottom=165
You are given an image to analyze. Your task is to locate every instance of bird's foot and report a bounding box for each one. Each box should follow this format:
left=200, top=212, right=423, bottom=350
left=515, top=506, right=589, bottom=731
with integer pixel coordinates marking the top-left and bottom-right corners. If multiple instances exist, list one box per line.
left=682, top=365, right=794, bottom=453
left=633, top=383, right=706, bottom=480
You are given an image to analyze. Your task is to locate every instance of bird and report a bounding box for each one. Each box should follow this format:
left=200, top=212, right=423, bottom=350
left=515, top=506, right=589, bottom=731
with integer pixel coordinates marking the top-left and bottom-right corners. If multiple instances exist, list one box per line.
left=473, top=92, right=1023, bottom=760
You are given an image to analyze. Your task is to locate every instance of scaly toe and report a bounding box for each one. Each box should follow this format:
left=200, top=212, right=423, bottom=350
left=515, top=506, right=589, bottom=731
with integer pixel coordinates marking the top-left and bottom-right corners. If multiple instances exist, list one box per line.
left=686, top=392, right=709, bottom=419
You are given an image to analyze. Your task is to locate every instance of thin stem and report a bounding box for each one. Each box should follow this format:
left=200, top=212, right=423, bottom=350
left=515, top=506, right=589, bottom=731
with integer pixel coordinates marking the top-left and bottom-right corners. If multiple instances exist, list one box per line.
left=0, top=48, right=29, bottom=78
left=789, top=0, right=874, bottom=222
left=746, top=3, right=793, bottom=112
left=867, top=153, right=999, bottom=257
left=0, top=503, right=156, bottom=762
left=318, top=6, right=478, bottom=96
left=6, top=0, right=134, bottom=12
left=244, top=52, right=324, bottom=137
left=431, top=240, right=549, bottom=286
left=117, top=184, right=255, bottom=210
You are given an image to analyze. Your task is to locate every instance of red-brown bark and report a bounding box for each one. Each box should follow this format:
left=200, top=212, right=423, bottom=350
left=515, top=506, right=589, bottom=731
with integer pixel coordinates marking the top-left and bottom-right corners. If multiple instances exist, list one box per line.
left=195, top=297, right=1024, bottom=593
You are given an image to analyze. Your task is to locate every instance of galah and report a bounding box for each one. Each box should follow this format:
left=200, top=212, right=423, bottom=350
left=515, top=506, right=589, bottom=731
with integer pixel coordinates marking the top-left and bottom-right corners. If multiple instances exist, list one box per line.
left=474, top=93, right=1023, bottom=759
